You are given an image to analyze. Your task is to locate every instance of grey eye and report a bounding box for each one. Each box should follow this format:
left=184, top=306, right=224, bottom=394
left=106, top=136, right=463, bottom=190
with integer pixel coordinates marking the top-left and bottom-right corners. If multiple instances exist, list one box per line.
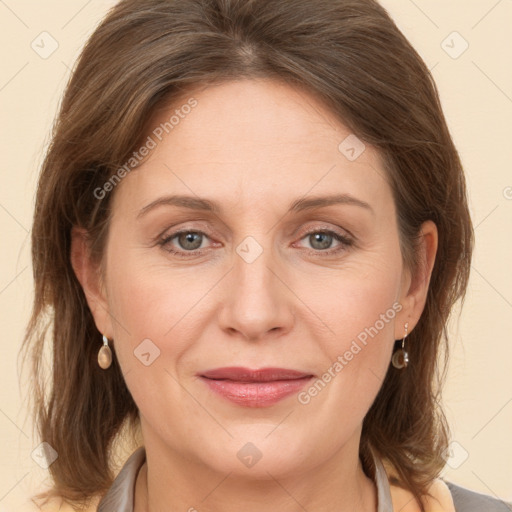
left=308, top=232, right=335, bottom=250
left=176, top=232, right=203, bottom=250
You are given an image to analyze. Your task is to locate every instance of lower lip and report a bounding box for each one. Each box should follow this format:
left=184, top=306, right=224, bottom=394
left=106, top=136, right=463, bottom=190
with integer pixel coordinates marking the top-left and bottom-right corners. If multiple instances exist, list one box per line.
left=200, top=377, right=313, bottom=407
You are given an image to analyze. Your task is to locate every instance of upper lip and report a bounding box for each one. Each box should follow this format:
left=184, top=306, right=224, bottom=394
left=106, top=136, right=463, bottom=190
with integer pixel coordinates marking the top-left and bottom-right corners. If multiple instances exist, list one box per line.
left=199, top=367, right=314, bottom=382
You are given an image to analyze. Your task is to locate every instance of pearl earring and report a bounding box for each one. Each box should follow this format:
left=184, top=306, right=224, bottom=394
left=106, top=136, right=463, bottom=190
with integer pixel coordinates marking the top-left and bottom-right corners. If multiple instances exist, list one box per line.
left=392, top=322, right=409, bottom=369
left=98, top=335, right=113, bottom=369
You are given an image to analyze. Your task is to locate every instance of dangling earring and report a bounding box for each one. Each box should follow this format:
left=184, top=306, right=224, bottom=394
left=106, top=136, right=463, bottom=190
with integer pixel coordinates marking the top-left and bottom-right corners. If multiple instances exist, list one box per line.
left=98, top=334, right=113, bottom=369
left=392, top=322, right=409, bottom=369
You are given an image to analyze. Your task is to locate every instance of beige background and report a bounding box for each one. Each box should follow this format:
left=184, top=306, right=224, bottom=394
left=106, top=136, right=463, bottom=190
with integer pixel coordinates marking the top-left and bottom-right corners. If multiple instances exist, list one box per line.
left=0, top=0, right=511, bottom=509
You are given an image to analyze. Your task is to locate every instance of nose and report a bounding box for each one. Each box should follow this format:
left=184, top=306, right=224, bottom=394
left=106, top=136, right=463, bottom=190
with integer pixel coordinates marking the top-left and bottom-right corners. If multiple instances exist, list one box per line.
left=217, top=239, right=295, bottom=342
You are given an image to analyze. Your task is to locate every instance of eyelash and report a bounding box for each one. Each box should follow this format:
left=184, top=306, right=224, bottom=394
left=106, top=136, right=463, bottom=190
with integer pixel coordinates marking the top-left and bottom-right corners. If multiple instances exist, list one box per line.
left=158, top=227, right=354, bottom=258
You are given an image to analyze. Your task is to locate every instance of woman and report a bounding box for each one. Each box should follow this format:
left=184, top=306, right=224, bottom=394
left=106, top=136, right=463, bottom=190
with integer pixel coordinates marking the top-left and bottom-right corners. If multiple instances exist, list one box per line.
left=22, top=0, right=511, bottom=511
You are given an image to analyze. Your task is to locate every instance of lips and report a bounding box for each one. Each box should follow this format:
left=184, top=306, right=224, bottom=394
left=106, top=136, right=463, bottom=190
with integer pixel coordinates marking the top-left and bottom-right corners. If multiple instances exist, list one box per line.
left=200, top=367, right=312, bottom=382
left=199, top=367, right=314, bottom=407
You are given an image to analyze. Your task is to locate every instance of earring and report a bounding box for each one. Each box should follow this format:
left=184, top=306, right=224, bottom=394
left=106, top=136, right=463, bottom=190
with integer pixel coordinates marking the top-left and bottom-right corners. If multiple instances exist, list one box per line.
left=98, top=334, right=113, bottom=369
left=392, top=322, right=409, bottom=369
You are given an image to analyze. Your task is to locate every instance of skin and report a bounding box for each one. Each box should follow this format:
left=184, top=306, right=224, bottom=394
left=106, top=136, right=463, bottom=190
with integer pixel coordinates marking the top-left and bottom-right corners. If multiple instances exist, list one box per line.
left=71, top=78, right=437, bottom=512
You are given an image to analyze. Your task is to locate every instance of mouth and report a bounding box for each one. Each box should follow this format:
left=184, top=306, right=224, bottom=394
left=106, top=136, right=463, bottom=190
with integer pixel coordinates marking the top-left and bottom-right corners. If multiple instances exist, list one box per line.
left=198, top=367, right=314, bottom=408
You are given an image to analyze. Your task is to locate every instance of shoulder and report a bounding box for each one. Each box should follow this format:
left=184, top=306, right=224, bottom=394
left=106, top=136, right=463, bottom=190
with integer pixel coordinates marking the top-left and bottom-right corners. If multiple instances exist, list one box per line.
left=389, top=477, right=456, bottom=512
left=444, top=480, right=512, bottom=512
left=32, top=496, right=100, bottom=512
left=388, top=478, right=512, bottom=512
left=383, top=458, right=511, bottom=512
left=0, top=496, right=99, bottom=512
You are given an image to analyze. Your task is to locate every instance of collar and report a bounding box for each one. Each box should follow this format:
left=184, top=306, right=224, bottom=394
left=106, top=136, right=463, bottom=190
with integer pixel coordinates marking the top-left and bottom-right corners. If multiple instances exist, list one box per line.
left=382, top=459, right=456, bottom=512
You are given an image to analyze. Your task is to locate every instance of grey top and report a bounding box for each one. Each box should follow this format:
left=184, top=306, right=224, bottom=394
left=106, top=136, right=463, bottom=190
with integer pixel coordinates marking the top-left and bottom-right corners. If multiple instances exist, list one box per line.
left=445, top=481, right=512, bottom=512
left=97, top=446, right=511, bottom=511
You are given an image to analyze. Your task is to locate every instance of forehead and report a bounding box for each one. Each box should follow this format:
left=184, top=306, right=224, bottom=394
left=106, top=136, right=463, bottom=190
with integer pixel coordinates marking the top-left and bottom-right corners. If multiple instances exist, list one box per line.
left=149, top=79, right=353, bottom=160
left=112, top=79, right=393, bottom=218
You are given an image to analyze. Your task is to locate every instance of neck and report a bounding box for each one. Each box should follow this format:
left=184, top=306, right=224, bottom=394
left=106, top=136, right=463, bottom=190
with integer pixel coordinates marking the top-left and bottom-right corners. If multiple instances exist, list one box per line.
left=134, top=435, right=377, bottom=512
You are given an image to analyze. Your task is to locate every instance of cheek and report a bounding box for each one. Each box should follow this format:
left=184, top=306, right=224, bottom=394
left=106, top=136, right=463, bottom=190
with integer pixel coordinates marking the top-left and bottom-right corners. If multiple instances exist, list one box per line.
left=295, top=252, right=402, bottom=355
left=305, top=282, right=398, bottom=402
left=104, top=240, right=221, bottom=376
left=294, top=253, right=402, bottom=413
left=297, top=288, right=399, bottom=446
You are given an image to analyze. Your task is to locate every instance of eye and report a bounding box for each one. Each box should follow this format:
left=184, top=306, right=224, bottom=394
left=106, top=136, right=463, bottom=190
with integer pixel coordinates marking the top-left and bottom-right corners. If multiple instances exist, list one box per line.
left=159, top=230, right=211, bottom=257
left=295, top=229, right=353, bottom=256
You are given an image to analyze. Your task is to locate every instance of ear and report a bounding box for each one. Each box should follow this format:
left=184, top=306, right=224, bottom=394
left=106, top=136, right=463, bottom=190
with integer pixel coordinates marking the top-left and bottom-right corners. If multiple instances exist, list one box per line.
left=70, top=227, right=114, bottom=339
left=395, top=220, right=438, bottom=338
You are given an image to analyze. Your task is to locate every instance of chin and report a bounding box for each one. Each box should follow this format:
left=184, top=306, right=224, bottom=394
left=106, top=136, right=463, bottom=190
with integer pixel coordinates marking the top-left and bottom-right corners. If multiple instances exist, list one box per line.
left=191, top=427, right=321, bottom=479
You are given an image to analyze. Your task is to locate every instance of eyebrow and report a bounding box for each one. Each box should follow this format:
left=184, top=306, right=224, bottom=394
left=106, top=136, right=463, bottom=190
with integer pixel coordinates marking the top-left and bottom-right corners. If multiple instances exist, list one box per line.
left=137, top=193, right=374, bottom=218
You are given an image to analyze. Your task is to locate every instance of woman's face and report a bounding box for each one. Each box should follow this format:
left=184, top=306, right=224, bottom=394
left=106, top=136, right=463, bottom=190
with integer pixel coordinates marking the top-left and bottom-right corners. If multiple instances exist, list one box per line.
left=80, top=78, right=434, bottom=477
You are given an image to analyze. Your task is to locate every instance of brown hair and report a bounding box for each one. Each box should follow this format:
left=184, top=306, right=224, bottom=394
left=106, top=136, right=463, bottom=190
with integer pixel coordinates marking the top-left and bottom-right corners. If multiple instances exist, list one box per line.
left=21, top=0, right=473, bottom=510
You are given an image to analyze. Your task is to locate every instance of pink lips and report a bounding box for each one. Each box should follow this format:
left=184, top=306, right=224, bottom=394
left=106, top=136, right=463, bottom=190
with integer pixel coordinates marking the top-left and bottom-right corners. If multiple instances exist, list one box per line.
left=199, top=367, right=314, bottom=407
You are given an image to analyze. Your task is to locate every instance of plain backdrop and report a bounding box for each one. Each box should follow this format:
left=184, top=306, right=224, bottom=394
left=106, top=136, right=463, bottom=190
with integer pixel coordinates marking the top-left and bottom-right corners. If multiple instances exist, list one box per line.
left=0, top=0, right=511, bottom=509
